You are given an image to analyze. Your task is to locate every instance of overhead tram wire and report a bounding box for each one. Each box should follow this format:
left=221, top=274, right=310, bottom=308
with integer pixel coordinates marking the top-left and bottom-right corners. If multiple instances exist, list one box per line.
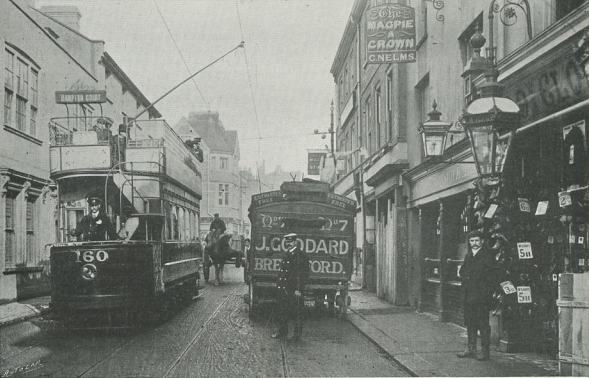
left=152, top=0, right=210, bottom=110
left=235, top=0, right=265, bottom=193
left=234, top=0, right=263, bottom=162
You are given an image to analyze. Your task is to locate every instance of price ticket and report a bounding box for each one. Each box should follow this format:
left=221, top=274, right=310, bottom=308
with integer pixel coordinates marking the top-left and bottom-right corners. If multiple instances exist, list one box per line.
left=517, top=286, right=532, bottom=303
left=535, top=201, right=548, bottom=215
left=518, top=198, right=531, bottom=213
left=500, top=281, right=516, bottom=295
left=558, top=191, right=572, bottom=207
left=517, top=242, right=533, bottom=259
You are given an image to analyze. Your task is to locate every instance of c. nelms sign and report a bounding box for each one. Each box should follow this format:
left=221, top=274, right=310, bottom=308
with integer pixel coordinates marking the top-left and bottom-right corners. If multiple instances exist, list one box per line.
left=365, top=1, right=416, bottom=64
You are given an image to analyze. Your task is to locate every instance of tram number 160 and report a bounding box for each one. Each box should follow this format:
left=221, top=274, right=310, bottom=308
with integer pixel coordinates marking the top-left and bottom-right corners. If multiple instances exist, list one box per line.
left=73, top=250, right=109, bottom=263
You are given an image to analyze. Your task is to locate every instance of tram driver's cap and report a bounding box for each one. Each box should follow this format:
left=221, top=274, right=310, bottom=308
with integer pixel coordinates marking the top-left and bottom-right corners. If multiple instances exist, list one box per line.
left=88, top=197, right=103, bottom=206
left=284, top=233, right=297, bottom=240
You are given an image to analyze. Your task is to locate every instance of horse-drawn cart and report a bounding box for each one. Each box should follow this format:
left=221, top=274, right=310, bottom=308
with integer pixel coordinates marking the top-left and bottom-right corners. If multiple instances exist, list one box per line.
left=246, top=180, right=356, bottom=316
left=202, top=231, right=244, bottom=284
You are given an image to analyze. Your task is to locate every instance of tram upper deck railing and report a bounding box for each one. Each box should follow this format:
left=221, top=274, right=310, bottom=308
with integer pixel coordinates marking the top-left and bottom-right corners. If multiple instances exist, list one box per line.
left=48, top=117, right=203, bottom=197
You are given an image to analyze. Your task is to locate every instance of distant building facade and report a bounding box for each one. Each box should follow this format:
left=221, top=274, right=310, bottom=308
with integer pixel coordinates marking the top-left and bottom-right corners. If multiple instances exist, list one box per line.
left=175, top=112, right=243, bottom=237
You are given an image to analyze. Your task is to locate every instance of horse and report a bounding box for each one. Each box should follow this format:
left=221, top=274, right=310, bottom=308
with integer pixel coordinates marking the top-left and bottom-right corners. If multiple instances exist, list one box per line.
left=204, top=231, right=243, bottom=285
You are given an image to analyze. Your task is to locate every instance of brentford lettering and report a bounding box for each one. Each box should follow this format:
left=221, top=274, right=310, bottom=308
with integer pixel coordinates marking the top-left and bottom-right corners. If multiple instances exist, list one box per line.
left=253, top=257, right=344, bottom=275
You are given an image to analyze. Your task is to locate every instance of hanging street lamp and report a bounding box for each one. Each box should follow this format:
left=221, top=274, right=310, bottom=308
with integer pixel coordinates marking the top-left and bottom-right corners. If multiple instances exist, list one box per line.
left=461, top=27, right=520, bottom=181
left=418, top=100, right=452, bottom=158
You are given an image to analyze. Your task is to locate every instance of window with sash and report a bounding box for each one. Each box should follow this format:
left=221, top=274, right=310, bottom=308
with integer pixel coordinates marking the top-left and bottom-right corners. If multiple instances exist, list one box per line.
left=16, top=58, right=28, bottom=98
left=16, top=96, right=26, bottom=131
left=218, top=184, right=229, bottom=206
left=4, top=47, right=39, bottom=138
left=4, top=196, right=16, bottom=267
left=26, top=199, right=36, bottom=263
left=220, top=157, right=228, bottom=169
left=5, top=50, right=14, bottom=89
left=4, top=90, right=12, bottom=126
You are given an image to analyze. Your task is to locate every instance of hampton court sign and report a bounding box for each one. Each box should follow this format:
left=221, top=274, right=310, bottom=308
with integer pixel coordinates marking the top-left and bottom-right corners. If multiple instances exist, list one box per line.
left=365, top=0, right=416, bottom=64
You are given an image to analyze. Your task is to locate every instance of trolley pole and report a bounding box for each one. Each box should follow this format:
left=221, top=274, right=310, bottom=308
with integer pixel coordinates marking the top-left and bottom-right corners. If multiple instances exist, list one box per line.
left=128, top=41, right=245, bottom=126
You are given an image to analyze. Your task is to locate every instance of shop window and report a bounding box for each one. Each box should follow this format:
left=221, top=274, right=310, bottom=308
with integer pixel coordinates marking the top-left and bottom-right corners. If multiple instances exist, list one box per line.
left=4, top=195, right=16, bottom=267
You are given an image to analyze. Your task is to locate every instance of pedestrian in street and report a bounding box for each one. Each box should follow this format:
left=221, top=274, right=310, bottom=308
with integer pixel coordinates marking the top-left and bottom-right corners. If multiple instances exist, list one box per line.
left=457, top=229, right=497, bottom=361
left=272, top=233, right=310, bottom=342
left=72, top=196, right=117, bottom=241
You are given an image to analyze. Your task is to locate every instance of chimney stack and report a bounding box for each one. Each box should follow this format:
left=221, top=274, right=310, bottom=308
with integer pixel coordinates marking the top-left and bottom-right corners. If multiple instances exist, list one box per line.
left=39, top=5, right=81, bottom=32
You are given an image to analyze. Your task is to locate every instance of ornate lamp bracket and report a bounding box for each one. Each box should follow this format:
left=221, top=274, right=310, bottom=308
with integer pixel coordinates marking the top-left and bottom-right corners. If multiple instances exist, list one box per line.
left=424, top=0, right=445, bottom=22
left=488, top=0, right=532, bottom=63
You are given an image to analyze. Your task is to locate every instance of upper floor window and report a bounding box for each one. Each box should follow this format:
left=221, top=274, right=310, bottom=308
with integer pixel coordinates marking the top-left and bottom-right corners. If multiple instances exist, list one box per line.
left=30, top=70, right=38, bottom=108
left=415, top=73, right=430, bottom=153
left=4, top=47, right=39, bottom=138
left=375, top=86, right=382, bottom=147
left=459, top=15, right=484, bottom=105
left=218, top=184, right=229, bottom=206
left=220, top=157, right=228, bottom=169
left=458, top=15, right=484, bottom=68
left=16, top=59, right=29, bottom=99
left=5, top=50, right=14, bottom=89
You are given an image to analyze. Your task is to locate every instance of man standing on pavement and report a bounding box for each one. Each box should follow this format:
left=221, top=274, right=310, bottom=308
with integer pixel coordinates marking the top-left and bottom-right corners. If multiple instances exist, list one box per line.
left=457, top=229, right=496, bottom=361
left=272, top=233, right=310, bottom=342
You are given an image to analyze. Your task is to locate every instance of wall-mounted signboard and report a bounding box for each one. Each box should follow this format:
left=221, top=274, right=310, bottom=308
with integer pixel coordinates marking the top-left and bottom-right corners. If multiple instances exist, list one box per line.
left=55, top=90, right=107, bottom=104
left=365, top=1, right=416, bottom=64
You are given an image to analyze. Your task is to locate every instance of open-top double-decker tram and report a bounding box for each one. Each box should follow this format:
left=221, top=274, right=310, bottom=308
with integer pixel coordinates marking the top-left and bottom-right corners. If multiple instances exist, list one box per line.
left=246, top=180, right=356, bottom=317
left=48, top=115, right=203, bottom=327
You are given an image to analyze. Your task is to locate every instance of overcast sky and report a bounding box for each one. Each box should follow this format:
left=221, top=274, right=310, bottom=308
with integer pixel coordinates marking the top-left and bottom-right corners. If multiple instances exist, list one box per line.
left=36, top=0, right=354, bottom=174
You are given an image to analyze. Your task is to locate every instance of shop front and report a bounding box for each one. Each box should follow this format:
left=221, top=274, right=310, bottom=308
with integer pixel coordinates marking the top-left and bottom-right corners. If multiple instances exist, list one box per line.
left=408, top=25, right=589, bottom=355
left=406, top=146, right=478, bottom=324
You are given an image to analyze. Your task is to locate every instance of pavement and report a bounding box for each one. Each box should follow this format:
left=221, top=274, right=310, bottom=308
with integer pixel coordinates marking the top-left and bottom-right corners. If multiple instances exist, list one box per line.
left=0, top=296, right=51, bottom=328
left=347, top=289, right=560, bottom=377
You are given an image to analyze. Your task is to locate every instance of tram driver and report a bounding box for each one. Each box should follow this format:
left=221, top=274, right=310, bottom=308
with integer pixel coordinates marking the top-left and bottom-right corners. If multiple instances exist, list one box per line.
left=72, top=196, right=117, bottom=241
